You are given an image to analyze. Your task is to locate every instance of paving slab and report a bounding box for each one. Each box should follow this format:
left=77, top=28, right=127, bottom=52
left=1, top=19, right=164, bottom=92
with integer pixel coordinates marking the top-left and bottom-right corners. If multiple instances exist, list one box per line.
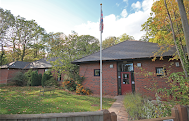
left=108, top=95, right=128, bottom=121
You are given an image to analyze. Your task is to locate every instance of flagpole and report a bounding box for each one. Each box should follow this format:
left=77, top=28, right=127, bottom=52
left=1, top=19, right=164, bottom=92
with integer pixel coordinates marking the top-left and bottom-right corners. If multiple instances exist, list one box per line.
left=100, top=3, right=102, bottom=110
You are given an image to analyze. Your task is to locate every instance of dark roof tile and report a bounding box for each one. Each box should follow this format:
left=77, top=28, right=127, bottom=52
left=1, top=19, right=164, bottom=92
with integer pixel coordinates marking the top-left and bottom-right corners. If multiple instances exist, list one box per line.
left=72, top=40, right=176, bottom=64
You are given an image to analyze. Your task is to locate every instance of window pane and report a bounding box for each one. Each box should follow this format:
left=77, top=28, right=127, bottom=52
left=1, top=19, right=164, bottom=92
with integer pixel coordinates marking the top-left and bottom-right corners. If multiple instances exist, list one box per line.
left=123, top=74, right=129, bottom=84
left=156, top=67, right=164, bottom=75
left=122, top=63, right=133, bottom=72
left=94, top=69, right=100, bottom=76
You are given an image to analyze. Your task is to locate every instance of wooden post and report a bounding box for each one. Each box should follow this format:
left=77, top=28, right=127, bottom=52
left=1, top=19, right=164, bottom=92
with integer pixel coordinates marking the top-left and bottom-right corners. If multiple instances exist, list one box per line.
left=175, top=104, right=188, bottom=121
left=171, top=107, right=179, bottom=121
left=103, top=109, right=111, bottom=121
left=110, top=112, right=117, bottom=121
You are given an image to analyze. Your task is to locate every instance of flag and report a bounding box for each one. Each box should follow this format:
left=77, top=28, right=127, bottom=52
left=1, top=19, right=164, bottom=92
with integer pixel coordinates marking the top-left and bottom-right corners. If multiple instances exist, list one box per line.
left=100, top=9, right=103, bottom=33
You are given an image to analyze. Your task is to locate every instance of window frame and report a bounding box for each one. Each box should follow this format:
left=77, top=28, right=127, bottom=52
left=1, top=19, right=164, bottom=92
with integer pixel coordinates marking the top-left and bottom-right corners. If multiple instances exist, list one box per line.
left=94, top=69, right=100, bottom=76
left=156, top=67, right=166, bottom=76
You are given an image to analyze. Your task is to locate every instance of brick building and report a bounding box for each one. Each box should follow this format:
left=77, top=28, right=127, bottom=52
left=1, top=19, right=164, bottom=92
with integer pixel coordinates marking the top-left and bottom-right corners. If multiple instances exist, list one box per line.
left=72, top=40, right=183, bottom=98
left=0, top=58, right=64, bottom=84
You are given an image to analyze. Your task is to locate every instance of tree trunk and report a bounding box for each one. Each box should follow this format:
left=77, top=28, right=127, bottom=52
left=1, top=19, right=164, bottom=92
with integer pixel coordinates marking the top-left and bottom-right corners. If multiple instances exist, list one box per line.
left=177, top=0, right=189, bottom=59
left=164, top=0, right=188, bottom=78
left=0, top=43, right=3, bottom=66
left=21, top=44, right=25, bottom=61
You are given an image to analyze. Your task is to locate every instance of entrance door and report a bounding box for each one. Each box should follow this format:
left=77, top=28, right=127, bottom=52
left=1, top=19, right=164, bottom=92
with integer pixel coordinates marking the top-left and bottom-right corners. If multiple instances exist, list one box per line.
left=121, top=72, right=132, bottom=94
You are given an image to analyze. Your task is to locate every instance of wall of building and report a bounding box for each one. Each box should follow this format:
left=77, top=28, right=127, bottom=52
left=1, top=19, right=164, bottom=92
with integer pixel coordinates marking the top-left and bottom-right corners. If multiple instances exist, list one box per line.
left=38, top=69, right=45, bottom=75
left=133, top=58, right=183, bottom=99
left=0, top=69, right=9, bottom=84
left=0, top=69, right=27, bottom=84
left=7, top=69, right=26, bottom=83
left=79, top=61, right=117, bottom=96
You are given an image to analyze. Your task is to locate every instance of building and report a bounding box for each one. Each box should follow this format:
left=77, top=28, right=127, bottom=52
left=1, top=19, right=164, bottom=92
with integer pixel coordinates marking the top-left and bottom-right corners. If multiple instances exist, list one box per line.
left=71, top=40, right=183, bottom=98
left=0, top=58, right=63, bottom=84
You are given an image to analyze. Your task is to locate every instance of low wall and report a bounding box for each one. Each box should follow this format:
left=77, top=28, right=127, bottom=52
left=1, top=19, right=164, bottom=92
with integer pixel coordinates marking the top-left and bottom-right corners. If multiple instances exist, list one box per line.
left=0, top=109, right=117, bottom=121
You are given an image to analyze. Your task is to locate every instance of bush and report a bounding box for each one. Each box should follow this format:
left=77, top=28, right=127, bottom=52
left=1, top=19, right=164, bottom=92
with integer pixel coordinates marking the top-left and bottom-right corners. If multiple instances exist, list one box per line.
left=124, top=93, right=144, bottom=120
left=158, top=72, right=189, bottom=105
left=124, top=93, right=172, bottom=120
left=24, top=70, right=33, bottom=86
left=38, top=73, right=42, bottom=86
left=11, top=71, right=27, bottom=86
left=44, top=77, right=58, bottom=86
left=31, top=71, right=39, bottom=86
left=62, top=79, right=77, bottom=91
left=42, top=72, right=53, bottom=87
left=41, top=72, right=47, bottom=87
left=76, top=84, right=92, bottom=95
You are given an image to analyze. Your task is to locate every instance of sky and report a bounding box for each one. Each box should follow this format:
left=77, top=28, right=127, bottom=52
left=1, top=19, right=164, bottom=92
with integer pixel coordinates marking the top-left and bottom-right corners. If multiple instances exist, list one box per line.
left=0, top=0, right=155, bottom=41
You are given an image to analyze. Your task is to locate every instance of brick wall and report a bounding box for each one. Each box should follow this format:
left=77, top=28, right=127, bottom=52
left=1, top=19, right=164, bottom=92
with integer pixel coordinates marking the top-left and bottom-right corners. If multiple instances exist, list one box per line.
left=7, top=69, right=26, bottom=83
left=133, top=59, right=183, bottom=99
left=38, top=69, right=45, bottom=75
left=0, top=69, right=8, bottom=84
left=79, top=61, right=117, bottom=96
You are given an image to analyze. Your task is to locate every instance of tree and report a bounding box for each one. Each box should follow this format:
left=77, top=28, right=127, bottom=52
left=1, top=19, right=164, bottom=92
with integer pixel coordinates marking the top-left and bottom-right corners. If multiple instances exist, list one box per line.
left=77, top=35, right=99, bottom=55
left=0, top=8, right=46, bottom=63
left=118, top=33, right=134, bottom=42
left=0, top=8, right=15, bottom=65
left=141, top=0, right=189, bottom=78
left=102, top=34, right=134, bottom=49
left=102, top=36, right=117, bottom=49
left=140, top=0, right=189, bottom=106
left=45, top=32, right=100, bottom=81
left=177, top=0, right=189, bottom=59
left=14, top=16, right=46, bottom=61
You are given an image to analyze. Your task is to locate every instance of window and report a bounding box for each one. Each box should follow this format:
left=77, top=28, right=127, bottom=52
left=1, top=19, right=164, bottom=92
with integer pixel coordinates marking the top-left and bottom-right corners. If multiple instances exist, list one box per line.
left=44, top=69, right=49, bottom=72
left=94, top=69, right=100, bottom=76
left=175, top=62, right=180, bottom=67
left=156, top=67, right=166, bottom=76
left=57, top=71, right=61, bottom=81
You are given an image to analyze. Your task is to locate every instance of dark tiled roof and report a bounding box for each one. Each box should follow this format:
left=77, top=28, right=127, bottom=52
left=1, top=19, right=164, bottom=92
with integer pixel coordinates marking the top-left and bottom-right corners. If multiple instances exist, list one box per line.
left=26, top=58, right=59, bottom=69
left=72, top=40, right=176, bottom=64
left=0, top=58, right=59, bottom=69
left=0, top=61, right=31, bottom=69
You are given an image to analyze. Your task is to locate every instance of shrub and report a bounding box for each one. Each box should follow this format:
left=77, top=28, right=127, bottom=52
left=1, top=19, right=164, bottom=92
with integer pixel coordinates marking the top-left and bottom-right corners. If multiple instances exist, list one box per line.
left=158, top=72, right=189, bottom=105
left=124, top=93, right=144, bottom=120
left=11, top=71, right=27, bottom=86
left=31, top=71, right=39, bottom=86
left=24, top=70, right=33, bottom=86
left=38, top=73, right=42, bottom=86
left=41, top=72, right=47, bottom=87
left=42, top=71, right=53, bottom=87
left=62, top=79, right=77, bottom=91
left=124, top=93, right=172, bottom=120
left=76, top=84, right=92, bottom=95
left=44, top=77, right=58, bottom=86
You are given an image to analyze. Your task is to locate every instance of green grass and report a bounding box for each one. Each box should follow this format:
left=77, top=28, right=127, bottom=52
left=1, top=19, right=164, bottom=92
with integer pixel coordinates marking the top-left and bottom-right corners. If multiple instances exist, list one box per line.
left=0, top=86, right=115, bottom=114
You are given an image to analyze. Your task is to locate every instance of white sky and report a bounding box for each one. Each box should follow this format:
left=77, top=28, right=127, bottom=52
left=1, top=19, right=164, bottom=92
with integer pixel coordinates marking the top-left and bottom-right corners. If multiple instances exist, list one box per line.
left=0, top=0, right=155, bottom=41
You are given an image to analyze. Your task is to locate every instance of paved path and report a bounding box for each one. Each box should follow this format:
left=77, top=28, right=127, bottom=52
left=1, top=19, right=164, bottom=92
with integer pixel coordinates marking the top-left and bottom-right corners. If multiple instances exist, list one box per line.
left=108, top=95, right=128, bottom=121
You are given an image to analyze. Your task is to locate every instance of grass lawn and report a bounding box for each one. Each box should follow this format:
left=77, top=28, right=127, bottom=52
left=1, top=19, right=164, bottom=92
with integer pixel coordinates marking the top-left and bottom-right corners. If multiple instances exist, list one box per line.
left=0, top=86, right=116, bottom=114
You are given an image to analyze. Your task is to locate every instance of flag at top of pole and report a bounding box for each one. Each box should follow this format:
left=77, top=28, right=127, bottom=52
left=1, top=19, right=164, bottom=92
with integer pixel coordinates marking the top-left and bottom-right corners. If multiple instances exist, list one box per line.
left=100, top=3, right=103, bottom=33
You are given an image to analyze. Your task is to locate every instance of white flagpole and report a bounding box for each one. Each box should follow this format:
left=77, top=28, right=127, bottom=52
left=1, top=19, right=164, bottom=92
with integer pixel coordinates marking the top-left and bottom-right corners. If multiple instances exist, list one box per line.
left=100, top=3, right=102, bottom=110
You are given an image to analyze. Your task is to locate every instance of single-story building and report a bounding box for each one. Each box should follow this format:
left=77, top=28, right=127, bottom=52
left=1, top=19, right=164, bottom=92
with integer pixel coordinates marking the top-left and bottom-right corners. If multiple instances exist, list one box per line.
left=71, top=40, right=183, bottom=98
left=0, top=58, right=64, bottom=84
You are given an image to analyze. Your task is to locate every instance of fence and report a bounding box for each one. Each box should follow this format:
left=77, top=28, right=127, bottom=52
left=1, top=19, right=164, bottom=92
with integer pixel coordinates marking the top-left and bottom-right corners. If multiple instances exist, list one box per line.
left=133, top=105, right=189, bottom=121
left=0, top=109, right=117, bottom=121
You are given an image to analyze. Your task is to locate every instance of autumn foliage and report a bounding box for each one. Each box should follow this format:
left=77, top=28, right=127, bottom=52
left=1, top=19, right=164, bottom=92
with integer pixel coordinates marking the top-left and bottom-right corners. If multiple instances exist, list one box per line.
left=62, top=79, right=92, bottom=95
left=76, top=84, right=92, bottom=95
